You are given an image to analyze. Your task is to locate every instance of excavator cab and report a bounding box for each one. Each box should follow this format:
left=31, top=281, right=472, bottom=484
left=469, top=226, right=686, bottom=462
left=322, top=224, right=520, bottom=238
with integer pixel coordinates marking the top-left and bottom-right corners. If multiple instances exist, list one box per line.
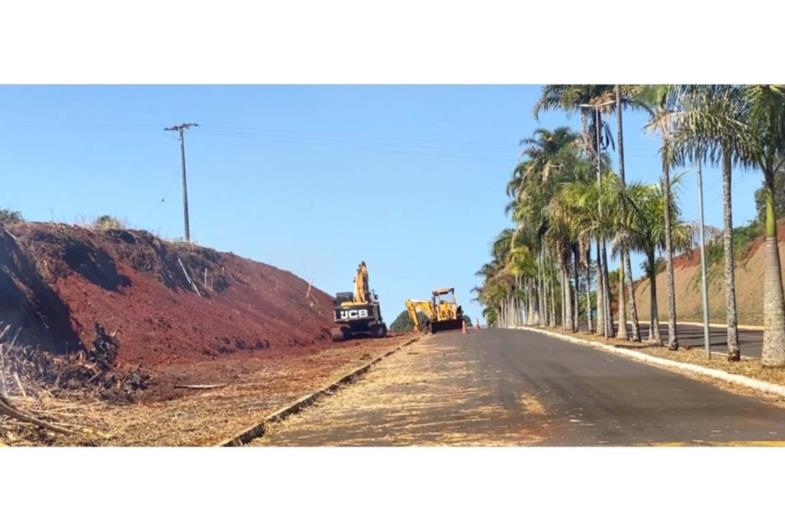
left=331, top=262, right=387, bottom=341
left=430, top=288, right=464, bottom=333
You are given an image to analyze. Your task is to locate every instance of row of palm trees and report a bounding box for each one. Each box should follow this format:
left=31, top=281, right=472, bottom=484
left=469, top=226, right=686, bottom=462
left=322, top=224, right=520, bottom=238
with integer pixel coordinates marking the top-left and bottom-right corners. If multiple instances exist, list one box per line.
left=473, top=85, right=785, bottom=367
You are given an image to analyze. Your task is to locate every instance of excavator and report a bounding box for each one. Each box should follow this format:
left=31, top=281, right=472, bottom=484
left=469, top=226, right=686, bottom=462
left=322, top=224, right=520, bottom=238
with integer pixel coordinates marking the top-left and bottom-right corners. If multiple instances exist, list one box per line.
left=331, top=261, right=388, bottom=341
left=405, top=287, right=464, bottom=334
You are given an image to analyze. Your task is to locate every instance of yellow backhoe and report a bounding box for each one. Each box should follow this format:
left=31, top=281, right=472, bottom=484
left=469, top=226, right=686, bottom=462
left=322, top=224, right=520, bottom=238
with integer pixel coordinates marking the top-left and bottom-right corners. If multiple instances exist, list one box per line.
left=405, top=287, right=464, bottom=334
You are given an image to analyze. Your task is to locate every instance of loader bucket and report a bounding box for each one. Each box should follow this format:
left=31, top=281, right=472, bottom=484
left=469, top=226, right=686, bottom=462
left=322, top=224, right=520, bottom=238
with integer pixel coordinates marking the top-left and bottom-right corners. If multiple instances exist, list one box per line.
left=429, top=319, right=464, bottom=334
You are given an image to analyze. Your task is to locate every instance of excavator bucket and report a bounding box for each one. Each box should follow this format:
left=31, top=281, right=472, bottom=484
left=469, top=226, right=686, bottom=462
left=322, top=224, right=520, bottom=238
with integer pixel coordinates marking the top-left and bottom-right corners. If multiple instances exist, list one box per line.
left=429, top=318, right=464, bottom=333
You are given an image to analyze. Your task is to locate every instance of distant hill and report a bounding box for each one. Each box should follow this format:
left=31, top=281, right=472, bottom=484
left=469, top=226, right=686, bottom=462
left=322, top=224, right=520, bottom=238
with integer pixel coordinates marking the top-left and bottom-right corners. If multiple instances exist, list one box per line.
left=632, top=220, right=785, bottom=326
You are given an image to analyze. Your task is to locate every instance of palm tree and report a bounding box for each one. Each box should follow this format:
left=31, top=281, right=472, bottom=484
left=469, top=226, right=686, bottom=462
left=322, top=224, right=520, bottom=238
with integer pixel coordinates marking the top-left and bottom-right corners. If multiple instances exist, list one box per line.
left=534, top=86, right=616, bottom=337
left=669, top=85, right=747, bottom=360
left=614, top=84, right=642, bottom=342
left=535, top=85, right=649, bottom=339
left=507, top=127, right=588, bottom=331
left=740, top=85, right=785, bottom=367
left=640, top=85, right=681, bottom=350
left=623, top=178, right=692, bottom=343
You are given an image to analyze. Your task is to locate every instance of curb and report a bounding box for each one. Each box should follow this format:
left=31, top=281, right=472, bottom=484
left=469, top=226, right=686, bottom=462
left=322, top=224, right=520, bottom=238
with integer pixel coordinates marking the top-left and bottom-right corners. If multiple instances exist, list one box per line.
left=516, top=326, right=785, bottom=400
left=218, top=336, right=420, bottom=447
left=677, top=320, right=764, bottom=332
left=624, top=320, right=764, bottom=332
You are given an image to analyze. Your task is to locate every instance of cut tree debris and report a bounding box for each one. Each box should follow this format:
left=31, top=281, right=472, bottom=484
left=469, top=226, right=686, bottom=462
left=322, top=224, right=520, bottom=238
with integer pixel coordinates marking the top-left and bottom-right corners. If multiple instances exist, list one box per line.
left=0, top=393, right=74, bottom=435
left=173, top=384, right=227, bottom=390
left=0, top=323, right=150, bottom=402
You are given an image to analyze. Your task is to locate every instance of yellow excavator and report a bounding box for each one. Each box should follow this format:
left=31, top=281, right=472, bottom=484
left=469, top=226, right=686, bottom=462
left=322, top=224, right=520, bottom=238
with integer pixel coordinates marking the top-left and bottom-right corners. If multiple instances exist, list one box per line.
left=331, top=261, right=388, bottom=341
left=405, top=287, right=464, bottom=334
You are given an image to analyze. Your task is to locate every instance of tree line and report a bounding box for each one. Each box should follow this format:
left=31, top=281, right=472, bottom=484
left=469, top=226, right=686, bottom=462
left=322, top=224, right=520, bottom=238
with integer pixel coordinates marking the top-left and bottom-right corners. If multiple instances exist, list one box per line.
left=473, top=85, right=785, bottom=367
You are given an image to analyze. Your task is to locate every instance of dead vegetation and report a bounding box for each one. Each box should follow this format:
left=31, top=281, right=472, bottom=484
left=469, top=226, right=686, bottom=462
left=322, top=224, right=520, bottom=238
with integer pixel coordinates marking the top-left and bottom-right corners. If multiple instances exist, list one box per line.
left=0, top=321, right=156, bottom=445
left=0, top=335, right=410, bottom=446
left=0, top=322, right=150, bottom=402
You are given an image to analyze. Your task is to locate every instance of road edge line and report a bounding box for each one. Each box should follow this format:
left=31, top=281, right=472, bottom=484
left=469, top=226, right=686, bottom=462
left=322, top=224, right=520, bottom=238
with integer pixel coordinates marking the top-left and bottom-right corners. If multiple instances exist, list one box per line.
left=217, top=335, right=420, bottom=447
left=515, top=326, right=785, bottom=399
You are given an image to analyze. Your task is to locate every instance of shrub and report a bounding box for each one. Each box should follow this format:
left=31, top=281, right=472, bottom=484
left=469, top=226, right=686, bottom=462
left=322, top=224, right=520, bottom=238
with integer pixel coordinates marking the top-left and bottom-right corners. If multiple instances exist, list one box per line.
left=0, top=208, right=24, bottom=225
left=92, top=215, right=125, bottom=231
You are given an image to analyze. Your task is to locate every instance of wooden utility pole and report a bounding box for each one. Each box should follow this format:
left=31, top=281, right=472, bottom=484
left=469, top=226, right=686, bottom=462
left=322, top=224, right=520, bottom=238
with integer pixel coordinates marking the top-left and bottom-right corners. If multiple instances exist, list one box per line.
left=164, top=123, right=198, bottom=241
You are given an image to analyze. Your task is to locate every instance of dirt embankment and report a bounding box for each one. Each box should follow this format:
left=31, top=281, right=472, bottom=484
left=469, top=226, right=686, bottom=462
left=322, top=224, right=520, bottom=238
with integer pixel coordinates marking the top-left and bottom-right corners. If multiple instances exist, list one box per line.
left=633, top=221, right=785, bottom=326
left=0, top=222, right=335, bottom=369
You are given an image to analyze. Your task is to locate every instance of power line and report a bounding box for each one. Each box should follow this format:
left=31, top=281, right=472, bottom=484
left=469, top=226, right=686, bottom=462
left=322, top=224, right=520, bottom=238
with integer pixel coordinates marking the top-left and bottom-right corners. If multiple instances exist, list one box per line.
left=164, top=123, right=198, bottom=242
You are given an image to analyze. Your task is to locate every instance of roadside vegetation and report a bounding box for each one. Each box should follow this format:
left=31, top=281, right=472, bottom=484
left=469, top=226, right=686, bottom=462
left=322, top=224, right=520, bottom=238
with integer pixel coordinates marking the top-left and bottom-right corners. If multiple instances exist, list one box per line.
left=475, top=84, right=785, bottom=368
left=0, top=208, right=24, bottom=225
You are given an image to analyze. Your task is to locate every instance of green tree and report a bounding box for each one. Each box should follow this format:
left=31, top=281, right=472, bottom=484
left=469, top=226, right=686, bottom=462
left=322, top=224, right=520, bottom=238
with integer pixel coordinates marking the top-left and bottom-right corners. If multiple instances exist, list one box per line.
left=754, top=165, right=785, bottom=223
left=640, top=85, right=681, bottom=350
left=0, top=209, right=24, bottom=225
left=669, top=84, right=748, bottom=360
left=740, top=85, right=785, bottom=366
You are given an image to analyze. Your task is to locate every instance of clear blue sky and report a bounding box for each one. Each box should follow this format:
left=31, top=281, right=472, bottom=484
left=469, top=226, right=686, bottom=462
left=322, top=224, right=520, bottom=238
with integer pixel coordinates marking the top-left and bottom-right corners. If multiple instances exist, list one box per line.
left=0, top=86, right=763, bottom=323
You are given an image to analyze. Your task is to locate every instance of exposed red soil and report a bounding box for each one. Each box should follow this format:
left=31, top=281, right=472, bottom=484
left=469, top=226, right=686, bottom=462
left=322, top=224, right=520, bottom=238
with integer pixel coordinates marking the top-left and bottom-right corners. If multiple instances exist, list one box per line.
left=1, top=222, right=336, bottom=370
left=633, top=219, right=785, bottom=326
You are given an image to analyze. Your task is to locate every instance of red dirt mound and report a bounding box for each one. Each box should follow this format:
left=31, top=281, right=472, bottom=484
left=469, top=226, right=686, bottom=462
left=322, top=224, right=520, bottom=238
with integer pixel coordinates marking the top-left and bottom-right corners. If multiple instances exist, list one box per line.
left=0, top=222, right=334, bottom=367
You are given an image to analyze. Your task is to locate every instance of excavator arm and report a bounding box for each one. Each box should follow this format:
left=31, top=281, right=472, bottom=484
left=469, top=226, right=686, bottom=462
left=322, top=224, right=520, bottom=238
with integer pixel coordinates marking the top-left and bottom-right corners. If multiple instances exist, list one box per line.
left=405, top=299, right=434, bottom=333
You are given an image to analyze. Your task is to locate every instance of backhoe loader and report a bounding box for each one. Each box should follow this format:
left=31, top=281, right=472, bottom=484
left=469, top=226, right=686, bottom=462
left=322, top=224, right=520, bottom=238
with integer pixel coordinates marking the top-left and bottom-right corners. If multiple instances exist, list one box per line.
left=405, top=287, right=464, bottom=334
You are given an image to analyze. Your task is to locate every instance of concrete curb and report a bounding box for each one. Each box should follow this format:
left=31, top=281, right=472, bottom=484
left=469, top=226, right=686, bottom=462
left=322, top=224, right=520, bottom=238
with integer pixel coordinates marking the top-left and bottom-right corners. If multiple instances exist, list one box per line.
left=218, top=336, right=420, bottom=447
left=677, top=320, right=764, bottom=332
left=516, top=326, right=785, bottom=400
left=624, top=320, right=764, bottom=332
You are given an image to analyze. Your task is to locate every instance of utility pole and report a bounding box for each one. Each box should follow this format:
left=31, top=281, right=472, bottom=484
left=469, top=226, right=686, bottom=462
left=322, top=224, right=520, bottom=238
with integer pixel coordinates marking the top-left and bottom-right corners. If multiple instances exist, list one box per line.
left=164, top=123, right=199, bottom=242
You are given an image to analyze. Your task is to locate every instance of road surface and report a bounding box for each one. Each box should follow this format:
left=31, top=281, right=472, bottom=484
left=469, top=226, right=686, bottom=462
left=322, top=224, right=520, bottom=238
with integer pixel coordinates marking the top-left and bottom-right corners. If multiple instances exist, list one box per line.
left=581, top=321, right=763, bottom=357
left=255, top=329, right=785, bottom=446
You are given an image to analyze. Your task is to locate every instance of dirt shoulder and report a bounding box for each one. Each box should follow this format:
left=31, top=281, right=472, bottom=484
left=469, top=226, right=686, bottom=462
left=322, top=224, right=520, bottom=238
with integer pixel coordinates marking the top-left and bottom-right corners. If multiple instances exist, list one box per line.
left=0, top=335, right=412, bottom=447
left=255, top=333, right=547, bottom=447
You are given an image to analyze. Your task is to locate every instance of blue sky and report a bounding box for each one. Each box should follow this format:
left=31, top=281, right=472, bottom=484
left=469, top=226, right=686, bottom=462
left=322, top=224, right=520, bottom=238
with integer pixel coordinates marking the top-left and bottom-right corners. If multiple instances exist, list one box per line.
left=0, top=86, right=763, bottom=324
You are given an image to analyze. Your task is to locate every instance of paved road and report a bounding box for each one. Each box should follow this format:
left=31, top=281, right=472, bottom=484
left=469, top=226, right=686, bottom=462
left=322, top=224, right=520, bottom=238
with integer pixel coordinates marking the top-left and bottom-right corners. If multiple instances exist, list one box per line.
left=579, top=321, right=763, bottom=357
left=256, top=329, right=785, bottom=446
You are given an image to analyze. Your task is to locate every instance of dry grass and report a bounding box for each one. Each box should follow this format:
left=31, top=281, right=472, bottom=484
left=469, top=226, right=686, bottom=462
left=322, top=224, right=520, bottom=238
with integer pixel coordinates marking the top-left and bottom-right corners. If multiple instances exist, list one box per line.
left=0, top=336, right=411, bottom=446
left=256, top=337, right=547, bottom=446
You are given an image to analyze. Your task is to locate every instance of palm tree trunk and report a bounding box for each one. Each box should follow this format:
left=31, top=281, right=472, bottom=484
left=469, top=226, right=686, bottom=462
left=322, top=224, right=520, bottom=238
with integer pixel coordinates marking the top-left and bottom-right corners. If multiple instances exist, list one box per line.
left=560, top=267, right=567, bottom=331
left=572, top=245, right=580, bottom=331
left=596, top=240, right=605, bottom=336
left=549, top=268, right=557, bottom=327
left=662, top=158, right=679, bottom=350
left=614, top=84, right=635, bottom=341
left=601, top=241, right=613, bottom=337
left=549, top=249, right=557, bottom=327
left=647, top=248, right=662, bottom=344
left=538, top=249, right=547, bottom=326
left=562, top=264, right=574, bottom=332
left=721, top=150, right=741, bottom=361
left=624, top=252, right=641, bottom=341
left=616, top=248, right=628, bottom=339
left=584, top=246, right=593, bottom=333
left=761, top=169, right=785, bottom=367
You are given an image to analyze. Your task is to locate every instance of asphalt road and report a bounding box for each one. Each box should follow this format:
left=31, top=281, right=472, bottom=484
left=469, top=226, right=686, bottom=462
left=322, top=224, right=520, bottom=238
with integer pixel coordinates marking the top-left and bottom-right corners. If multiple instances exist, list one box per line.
left=256, top=328, right=785, bottom=446
left=580, top=321, right=763, bottom=357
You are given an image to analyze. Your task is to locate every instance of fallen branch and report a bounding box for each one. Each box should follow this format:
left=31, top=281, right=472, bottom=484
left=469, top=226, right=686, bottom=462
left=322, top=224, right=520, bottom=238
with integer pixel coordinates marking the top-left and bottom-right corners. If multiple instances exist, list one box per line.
left=173, top=384, right=227, bottom=390
left=13, top=373, right=26, bottom=398
left=0, top=394, right=74, bottom=435
left=178, top=257, right=202, bottom=297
